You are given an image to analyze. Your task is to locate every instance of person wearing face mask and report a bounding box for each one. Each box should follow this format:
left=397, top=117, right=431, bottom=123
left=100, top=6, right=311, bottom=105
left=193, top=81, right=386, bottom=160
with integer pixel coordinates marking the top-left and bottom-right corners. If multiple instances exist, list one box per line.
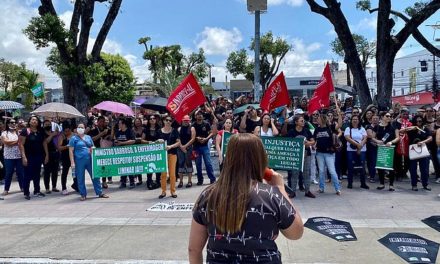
left=19, top=116, right=46, bottom=200
left=43, top=120, right=61, bottom=194
left=1, top=119, right=24, bottom=196
left=69, top=123, right=109, bottom=201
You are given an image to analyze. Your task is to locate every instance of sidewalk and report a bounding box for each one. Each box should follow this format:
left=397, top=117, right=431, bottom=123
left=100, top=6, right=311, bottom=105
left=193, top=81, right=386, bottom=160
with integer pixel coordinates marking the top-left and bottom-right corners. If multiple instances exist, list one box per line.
left=0, top=164, right=440, bottom=263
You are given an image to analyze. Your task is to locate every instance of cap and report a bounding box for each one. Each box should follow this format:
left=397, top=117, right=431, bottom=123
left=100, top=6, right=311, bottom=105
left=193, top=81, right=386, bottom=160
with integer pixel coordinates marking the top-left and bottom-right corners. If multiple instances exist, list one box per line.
left=182, top=115, right=191, bottom=121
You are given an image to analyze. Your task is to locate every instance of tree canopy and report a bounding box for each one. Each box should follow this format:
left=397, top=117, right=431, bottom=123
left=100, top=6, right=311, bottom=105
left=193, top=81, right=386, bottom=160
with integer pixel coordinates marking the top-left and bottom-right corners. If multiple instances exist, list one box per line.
left=226, top=31, right=291, bottom=91
left=306, top=0, right=440, bottom=109
left=24, top=0, right=123, bottom=113
left=139, top=37, right=209, bottom=96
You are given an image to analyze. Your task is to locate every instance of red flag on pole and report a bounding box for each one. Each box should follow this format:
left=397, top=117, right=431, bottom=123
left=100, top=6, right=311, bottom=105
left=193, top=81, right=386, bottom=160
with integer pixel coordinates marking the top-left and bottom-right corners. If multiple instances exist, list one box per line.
left=260, top=72, right=291, bottom=112
left=166, top=73, right=206, bottom=122
left=308, top=62, right=335, bottom=114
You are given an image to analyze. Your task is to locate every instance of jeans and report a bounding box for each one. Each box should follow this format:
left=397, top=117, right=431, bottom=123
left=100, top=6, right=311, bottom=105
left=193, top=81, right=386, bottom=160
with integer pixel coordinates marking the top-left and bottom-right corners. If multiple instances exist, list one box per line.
left=75, top=156, right=102, bottom=197
left=310, top=151, right=317, bottom=181
left=291, top=155, right=311, bottom=192
left=23, top=155, right=43, bottom=196
left=410, top=157, right=430, bottom=187
left=194, top=145, right=215, bottom=183
left=316, top=152, right=340, bottom=192
left=4, top=158, right=24, bottom=192
left=347, top=151, right=367, bottom=186
left=366, top=144, right=377, bottom=179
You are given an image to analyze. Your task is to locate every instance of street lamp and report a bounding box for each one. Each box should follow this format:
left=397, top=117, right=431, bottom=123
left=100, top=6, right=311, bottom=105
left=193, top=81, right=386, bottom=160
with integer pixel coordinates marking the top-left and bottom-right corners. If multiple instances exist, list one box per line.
left=247, top=0, right=267, bottom=102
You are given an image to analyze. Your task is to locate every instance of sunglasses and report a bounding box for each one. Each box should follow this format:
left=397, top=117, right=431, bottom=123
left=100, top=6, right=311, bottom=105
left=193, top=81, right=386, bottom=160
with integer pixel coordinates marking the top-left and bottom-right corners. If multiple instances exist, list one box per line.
left=385, top=115, right=391, bottom=118
left=164, top=119, right=173, bottom=122
left=150, top=117, right=156, bottom=120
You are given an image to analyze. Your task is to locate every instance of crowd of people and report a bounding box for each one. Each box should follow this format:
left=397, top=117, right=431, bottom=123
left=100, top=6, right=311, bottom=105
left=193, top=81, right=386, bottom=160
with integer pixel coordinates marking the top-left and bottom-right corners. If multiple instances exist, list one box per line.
left=0, top=94, right=439, bottom=201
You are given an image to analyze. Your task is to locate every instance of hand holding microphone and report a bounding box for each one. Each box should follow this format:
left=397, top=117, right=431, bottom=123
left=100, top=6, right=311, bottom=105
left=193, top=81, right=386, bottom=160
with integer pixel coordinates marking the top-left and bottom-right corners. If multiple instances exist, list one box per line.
left=264, top=168, right=288, bottom=193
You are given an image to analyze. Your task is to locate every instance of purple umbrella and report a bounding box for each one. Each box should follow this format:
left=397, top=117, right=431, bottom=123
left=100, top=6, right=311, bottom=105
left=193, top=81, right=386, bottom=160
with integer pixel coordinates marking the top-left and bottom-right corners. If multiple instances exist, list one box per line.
left=93, top=101, right=134, bottom=116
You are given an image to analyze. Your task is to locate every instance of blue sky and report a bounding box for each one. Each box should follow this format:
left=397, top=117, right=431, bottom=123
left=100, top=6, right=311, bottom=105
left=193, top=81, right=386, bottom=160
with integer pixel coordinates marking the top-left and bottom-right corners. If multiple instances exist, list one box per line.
left=1, top=0, right=439, bottom=88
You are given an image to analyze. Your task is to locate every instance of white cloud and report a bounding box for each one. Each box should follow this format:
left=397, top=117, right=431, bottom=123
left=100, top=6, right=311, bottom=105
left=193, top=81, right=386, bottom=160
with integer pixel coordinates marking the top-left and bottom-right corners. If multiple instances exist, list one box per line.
left=195, top=27, right=243, bottom=56
left=276, top=38, right=325, bottom=77
left=351, top=16, right=377, bottom=32
left=59, top=10, right=72, bottom=29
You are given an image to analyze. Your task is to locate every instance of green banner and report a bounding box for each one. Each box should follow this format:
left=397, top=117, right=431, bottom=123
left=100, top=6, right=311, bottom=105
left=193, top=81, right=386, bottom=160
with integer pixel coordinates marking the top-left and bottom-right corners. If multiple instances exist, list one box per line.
left=376, top=145, right=394, bottom=170
left=92, top=143, right=168, bottom=178
left=221, top=131, right=233, bottom=157
left=261, top=136, right=304, bottom=171
left=31, top=82, right=44, bottom=97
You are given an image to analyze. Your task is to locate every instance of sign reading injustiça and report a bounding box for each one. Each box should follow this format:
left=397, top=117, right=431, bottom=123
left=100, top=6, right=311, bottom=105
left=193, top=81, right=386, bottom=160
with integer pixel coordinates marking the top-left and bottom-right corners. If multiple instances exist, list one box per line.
left=92, top=143, right=167, bottom=178
left=261, top=137, right=304, bottom=171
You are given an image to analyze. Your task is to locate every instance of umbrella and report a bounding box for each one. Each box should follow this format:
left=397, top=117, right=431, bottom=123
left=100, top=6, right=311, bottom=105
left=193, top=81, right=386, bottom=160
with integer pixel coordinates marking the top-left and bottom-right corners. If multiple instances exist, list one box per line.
left=31, top=102, right=84, bottom=118
left=233, top=104, right=261, bottom=115
left=0, top=101, right=24, bottom=110
left=141, top=97, right=168, bottom=111
left=93, top=101, right=134, bottom=116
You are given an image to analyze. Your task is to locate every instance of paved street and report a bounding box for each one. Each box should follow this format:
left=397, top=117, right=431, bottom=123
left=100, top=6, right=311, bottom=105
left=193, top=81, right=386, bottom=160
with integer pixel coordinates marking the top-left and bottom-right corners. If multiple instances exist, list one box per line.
left=0, top=158, right=440, bottom=264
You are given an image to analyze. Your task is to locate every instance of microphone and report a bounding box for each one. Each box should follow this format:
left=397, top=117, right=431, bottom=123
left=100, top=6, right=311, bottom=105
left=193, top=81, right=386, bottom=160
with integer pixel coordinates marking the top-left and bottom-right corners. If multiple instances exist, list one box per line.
left=263, top=168, right=295, bottom=195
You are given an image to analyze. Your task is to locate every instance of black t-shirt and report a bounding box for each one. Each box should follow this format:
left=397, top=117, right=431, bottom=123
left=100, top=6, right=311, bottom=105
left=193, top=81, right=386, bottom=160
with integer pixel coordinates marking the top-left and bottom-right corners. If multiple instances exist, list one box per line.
left=115, top=129, right=135, bottom=142
left=373, top=124, right=396, bottom=144
left=20, top=128, right=45, bottom=156
left=193, top=182, right=295, bottom=264
left=313, top=125, right=336, bottom=153
left=143, top=127, right=161, bottom=142
left=407, top=127, right=431, bottom=145
left=193, top=121, right=211, bottom=147
left=88, top=126, right=111, bottom=147
left=245, top=118, right=261, bottom=133
left=44, top=132, right=58, bottom=153
left=287, top=127, right=313, bottom=156
left=160, top=129, right=179, bottom=155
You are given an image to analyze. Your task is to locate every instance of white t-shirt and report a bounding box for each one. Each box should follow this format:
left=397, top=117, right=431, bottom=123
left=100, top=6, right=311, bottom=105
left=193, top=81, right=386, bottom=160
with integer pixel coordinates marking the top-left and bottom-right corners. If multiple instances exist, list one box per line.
left=1, top=131, right=21, bottom=159
left=260, top=127, right=273, bottom=137
left=344, top=127, right=367, bottom=152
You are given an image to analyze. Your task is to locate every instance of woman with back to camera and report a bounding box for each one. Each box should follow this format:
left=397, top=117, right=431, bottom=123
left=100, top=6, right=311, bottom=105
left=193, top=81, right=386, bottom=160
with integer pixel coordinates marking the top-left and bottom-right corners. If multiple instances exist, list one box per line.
left=188, top=133, right=303, bottom=263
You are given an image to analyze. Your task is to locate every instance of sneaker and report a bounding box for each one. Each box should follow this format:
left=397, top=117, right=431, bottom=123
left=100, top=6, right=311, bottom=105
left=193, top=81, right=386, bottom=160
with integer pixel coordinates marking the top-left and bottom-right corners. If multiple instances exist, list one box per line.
left=318, top=189, right=324, bottom=193
left=412, top=186, right=418, bottom=191
left=369, top=178, right=376, bottom=183
left=119, top=183, right=127, bottom=189
left=129, top=183, right=135, bottom=189
left=61, top=190, right=69, bottom=195
left=342, top=175, right=348, bottom=179
left=288, top=192, right=296, bottom=198
left=436, top=178, right=440, bottom=184
left=312, top=179, right=319, bottom=185
left=136, top=181, right=143, bottom=186
left=389, top=186, right=395, bottom=192
left=305, top=191, right=316, bottom=198
left=52, top=188, right=60, bottom=192
left=336, top=190, right=341, bottom=195
left=34, top=192, right=45, bottom=197
left=299, top=186, right=305, bottom=192
left=360, top=185, right=370, bottom=190
left=24, top=195, right=30, bottom=200
left=377, top=185, right=385, bottom=190
left=423, top=186, right=432, bottom=191
left=45, top=189, right=51, bottom=194
left=102, top=182, right=108, bottom=189
left=196, top=182, right=203, bottom=186
left=0, top=197, right=3, bottom=200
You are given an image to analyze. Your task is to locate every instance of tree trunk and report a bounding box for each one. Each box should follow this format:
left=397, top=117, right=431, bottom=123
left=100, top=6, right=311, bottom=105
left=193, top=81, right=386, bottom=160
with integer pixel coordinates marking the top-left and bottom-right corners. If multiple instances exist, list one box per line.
left=346, top=65, right=351, bottom=86
left=62, top=74, right=89, bottom=116
left=376, top=54, right=394, bottom=111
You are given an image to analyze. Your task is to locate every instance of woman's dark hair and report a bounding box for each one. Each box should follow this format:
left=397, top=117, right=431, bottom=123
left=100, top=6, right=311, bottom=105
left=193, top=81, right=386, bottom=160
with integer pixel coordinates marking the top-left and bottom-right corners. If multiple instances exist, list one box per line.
left=145, top=114, right=159, bottom=130
left=62, top=120, right=72, bottom=130
left=27, top=115, right=41, bottom=129
left=349, top=115, right=360, bottom=129
left=223, top=118, right=234, bottom=132
left=379, top=111, right=389, bottom=118
left=293, top=115, right=303, bottom=124
left=5, top=119, right=16, bottom=132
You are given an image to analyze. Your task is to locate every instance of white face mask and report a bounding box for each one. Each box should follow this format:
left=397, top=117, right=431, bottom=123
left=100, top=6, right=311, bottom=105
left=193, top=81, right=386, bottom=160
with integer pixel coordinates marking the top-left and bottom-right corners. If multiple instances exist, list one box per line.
left=77, top=128, right=85, bottom=135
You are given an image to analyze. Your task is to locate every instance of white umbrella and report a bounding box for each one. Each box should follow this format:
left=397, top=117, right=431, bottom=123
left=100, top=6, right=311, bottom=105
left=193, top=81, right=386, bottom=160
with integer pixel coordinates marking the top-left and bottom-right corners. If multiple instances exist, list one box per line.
left=0, top=101, right=24, bottom=110
left=31, top=102, right=84, bottom=118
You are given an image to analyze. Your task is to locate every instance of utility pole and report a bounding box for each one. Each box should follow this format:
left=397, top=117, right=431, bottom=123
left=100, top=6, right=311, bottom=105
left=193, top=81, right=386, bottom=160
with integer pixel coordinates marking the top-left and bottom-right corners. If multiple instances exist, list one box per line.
left=427, top=23, right=440, bottom=101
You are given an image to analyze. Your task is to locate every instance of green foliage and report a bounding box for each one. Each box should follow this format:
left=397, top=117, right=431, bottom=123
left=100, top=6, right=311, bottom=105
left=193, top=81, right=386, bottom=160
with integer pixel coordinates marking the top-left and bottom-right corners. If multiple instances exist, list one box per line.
left=356, top=0, right=371, bottom=11
left=11, top=69, right=39, bottom=109
left=84, top=53, right=136, bottom=105
left=330, top=34, right=376, bottom=69
left=46, top=48, right=80, bottom=77
left=139, top=37, right=209, bottom=96
left=23, top=14, right=69, bottom=50
left=405, top=1, right=429, bottom=17
left=226, top=31, right=291, bottom=89
left=0, top=58, right=25, bottom=98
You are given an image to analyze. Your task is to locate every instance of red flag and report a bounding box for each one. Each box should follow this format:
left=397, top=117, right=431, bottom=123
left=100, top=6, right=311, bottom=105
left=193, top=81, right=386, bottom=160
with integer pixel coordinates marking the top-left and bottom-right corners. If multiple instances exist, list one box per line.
left=308, top=62, right=335, bottom=114
left=166, top=73, right=206, bottom=122
left=260, top=72, right=291, bottom=112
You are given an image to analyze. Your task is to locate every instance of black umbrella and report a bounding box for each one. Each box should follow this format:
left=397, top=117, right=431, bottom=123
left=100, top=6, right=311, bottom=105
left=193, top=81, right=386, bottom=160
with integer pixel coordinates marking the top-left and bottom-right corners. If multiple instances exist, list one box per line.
left=422, top=216, right=440, bottom=232
left=141, top=97, right=168, bottom=111
left=304, top=216, right=357, bottom=242
left=379, top=232, right=439, bottom=264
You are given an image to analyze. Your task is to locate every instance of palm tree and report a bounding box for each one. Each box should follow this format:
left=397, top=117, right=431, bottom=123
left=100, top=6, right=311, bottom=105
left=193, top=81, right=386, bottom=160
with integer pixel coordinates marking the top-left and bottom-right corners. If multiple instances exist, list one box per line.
left=12, top=69, right=39, bottom=109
